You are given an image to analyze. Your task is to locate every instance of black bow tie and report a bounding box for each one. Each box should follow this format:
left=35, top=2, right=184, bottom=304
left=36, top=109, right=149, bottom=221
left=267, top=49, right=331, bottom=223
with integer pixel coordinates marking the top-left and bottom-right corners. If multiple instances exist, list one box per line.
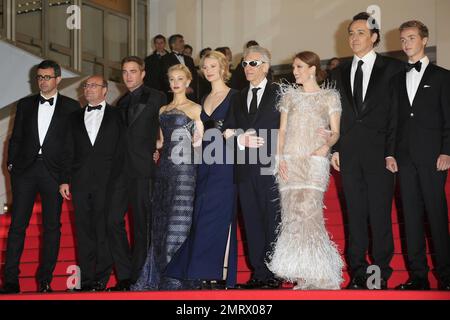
left=39, top=96, right=54, bottom=105
left=406, top=61, right=422, bottom=73
left=174, top=52, right=184, bottom=57
left=87, top=105, right=102, bottom=112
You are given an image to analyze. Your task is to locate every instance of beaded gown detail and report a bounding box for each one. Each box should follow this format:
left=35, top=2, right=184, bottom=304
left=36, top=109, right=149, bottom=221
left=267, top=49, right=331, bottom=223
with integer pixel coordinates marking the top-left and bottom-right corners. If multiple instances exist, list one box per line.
left=132, top=108, right=197, bottom=290
left=267, top=85, right=344, bottom=290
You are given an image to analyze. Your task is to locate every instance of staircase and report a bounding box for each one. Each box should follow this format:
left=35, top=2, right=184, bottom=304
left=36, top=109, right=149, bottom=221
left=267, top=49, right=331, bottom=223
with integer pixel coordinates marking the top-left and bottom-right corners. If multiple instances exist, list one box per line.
left=0, top=173, right=449, bottom=292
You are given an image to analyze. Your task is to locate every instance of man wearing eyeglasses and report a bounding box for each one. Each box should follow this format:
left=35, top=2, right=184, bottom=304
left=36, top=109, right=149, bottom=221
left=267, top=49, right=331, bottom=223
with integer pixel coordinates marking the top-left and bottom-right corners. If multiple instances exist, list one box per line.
left=224, top=46, right=281, bottom=289
left=0, top=60, right=79, bottom=294
left=59, top=75, right=123, bottom=292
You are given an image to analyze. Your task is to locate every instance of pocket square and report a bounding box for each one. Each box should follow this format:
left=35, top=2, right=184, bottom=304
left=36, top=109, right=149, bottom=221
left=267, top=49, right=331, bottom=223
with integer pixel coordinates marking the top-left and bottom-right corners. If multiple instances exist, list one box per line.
left=423, top=85, right=431, bottom=88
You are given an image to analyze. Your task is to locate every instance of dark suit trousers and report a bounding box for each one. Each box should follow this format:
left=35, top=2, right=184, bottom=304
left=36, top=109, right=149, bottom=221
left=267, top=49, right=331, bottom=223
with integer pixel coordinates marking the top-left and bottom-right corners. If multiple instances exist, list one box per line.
left=4, top=160, right=62, bottom=284
left=238, top=173, right=280, bottom=281
left=341, top=164, right=395, bottom=280
left=398, top=160, right=450, bottom=281
left=107, top=175, right=152, bottom=283
left=72, top=188, right=113, bottom=287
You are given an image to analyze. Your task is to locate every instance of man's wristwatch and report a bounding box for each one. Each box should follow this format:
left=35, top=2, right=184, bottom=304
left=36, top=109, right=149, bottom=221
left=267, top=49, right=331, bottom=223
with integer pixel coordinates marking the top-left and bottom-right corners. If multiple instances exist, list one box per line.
left=7, top=164, right=13, bottom=172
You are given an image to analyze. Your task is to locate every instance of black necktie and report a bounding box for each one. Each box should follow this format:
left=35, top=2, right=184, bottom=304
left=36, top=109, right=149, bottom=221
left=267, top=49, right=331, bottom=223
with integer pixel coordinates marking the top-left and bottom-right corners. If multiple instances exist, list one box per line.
left=87, top=105, right=102, bottom=112
left=39, top=96, right=54, bottom=105
left=249, top=87, right=261, bottom=117
left=406, top=61, right=422, bottom=73
left=353, top=60, right=364, bottom=113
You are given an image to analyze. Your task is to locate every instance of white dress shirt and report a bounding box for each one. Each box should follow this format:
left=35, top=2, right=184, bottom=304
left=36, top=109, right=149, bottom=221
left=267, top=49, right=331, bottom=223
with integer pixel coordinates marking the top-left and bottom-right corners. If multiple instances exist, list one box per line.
left=406, top=56, right=429, bottom=106
left=246, top=77, right=268, bottom=111
left=84, top=101, right=106, bottom=145
left=38, top=92, right=58, bottom=154
left=237, top=78, right=268, bottom=150
left=350, top=50, right=377, bottom=101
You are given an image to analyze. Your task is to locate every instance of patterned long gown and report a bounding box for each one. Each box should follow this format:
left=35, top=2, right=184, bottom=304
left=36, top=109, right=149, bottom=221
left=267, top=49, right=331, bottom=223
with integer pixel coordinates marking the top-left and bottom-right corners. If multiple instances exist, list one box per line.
left=132, top=108, right=197, bottom=290
left=267, top=85, right=344, bottom=290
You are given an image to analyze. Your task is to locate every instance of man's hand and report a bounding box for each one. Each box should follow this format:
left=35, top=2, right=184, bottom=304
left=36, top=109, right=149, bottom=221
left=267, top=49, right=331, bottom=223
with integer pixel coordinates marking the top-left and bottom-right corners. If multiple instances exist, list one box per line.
left=331, top=152, right=340, bottom=171
left=59, top=184, right=71, bottom=201
left=311, top=145, right=330, bottom=158
left=386, top=157, right=398, bottom=173
left=223, top=129, right=236, bottom=140
left=153, top=150, right=160, bottom=163
left=437, top=154, right=450, bottom=171
left=238, top=130, right=265, bottom=148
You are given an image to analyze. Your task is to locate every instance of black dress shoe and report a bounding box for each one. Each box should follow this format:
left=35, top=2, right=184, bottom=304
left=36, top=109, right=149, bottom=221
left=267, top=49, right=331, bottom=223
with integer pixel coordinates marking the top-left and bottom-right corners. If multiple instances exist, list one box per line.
left=438, top=280, right=450, bottom=291
left=200, top=280, right=226, bottom=290
left=107, top=279, right=131, bottom=292
left=346, top=277, right=367, bottom=290
left=236, top=278, right=265, bottom=289
left=0, top=283, right=20, bottom=294
left=38, top=281, right=53, bottom=293
left=262, top=278, right=281, bottom=289
left=395, top=278, right=430, bottom=290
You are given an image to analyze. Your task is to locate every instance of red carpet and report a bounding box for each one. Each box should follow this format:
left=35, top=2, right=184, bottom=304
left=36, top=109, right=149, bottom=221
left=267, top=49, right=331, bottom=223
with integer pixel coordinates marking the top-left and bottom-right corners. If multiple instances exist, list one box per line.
left=0, top=171, right=449, bottom=299
left=0, top=290, right=449, bottom=301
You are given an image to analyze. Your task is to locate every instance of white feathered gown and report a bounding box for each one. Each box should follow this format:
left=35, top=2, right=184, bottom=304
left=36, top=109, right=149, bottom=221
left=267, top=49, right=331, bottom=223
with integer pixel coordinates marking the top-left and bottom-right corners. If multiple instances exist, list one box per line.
left=267, top=85, right=344, bottom=290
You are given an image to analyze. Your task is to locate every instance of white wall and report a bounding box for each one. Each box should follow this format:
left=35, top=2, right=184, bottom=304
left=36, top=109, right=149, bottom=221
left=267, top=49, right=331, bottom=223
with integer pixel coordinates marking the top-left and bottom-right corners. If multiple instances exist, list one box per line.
left=437, top=0, right=450, bottom=68
left=149, top=0, right=441, bottom=66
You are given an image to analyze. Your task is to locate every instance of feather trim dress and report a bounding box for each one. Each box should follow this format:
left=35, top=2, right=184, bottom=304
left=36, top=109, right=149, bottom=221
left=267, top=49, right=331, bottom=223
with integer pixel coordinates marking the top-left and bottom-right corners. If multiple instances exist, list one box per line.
left=267, top=84, right=344, bottom=290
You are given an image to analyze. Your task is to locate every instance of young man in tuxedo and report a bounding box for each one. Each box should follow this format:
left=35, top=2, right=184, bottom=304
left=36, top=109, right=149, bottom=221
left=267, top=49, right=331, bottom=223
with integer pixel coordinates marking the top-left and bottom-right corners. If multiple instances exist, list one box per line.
left=330, top=12, right=404, bottom=290
left=161, top=34, right=198, bottom=102
left=59, top=75, right=123, bottom=292
left=0, top=60, right=80, bottom=294
left=106, top=56, right=166, bottom=291
left=225, top=46, right=281, bottom=289
left=144, top=34, right=169, bottom=91
left=391, top=21, right=450, bottom=291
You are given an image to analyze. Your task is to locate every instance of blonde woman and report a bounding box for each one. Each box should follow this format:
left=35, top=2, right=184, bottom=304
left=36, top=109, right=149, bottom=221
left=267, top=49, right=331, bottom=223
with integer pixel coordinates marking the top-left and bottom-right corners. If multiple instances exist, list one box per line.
left=166, top=51, right=240, bottom=289
left=132, top=64, right=203, bottom=291
left=267, top=51, right=344, bottom=290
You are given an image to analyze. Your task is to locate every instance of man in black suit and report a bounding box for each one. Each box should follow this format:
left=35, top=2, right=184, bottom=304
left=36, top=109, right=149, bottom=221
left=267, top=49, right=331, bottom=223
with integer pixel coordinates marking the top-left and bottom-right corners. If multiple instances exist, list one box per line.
left=144, top=34, right=169, bottom=91
left=225, top=46, right=281, bottom=289
left=0, top=60, right=79, bottom=294
left=161, top=34, right=198, bottom=102
left=330, top=13, right=403, bottom=290
left=392, top=21, right=450, bottom=291
left=59, top=75, right=123, bottom=292
left=107, top=56, right=166, bottom=291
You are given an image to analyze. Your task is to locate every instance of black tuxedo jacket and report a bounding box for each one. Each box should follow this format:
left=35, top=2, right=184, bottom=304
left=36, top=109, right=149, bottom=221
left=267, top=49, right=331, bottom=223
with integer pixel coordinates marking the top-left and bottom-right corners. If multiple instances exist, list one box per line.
left=161, top=52, right=199, bottom=101
left=113, top=85, right=167, bottom=179
left=60, top=105, right=124, bottom=191
left=225, top=81, right=281, bottom=183
left=393, top=63, right=450, bottom=166
left=331, top=54, right=404, bottom=173
left=144, top=50, right=169, bottom=91
left=8, top=93, right=80, bottom=179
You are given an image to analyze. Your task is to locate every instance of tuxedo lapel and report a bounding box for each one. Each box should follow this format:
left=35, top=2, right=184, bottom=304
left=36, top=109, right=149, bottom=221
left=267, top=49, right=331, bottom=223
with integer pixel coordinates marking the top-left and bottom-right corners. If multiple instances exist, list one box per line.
left=128, top=90, right=150, bottom=126
left=342, top=62, right=357, bottom=115
left=31, top=95, right=40, bottom=145
left=411, top=63, right=434, bottom=108
left=42, top=93, right=62, bottom=146
left=79, top=109, right=93, bottom=148
left=253, top=84, right=272, bottom=124
left=360, top=55, right=384, bottom=116
left=240, top=88, right=250, bottom=123
left=92, top=105, right=111, bottom=147
left=399, top=71, right=410, bottom=107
